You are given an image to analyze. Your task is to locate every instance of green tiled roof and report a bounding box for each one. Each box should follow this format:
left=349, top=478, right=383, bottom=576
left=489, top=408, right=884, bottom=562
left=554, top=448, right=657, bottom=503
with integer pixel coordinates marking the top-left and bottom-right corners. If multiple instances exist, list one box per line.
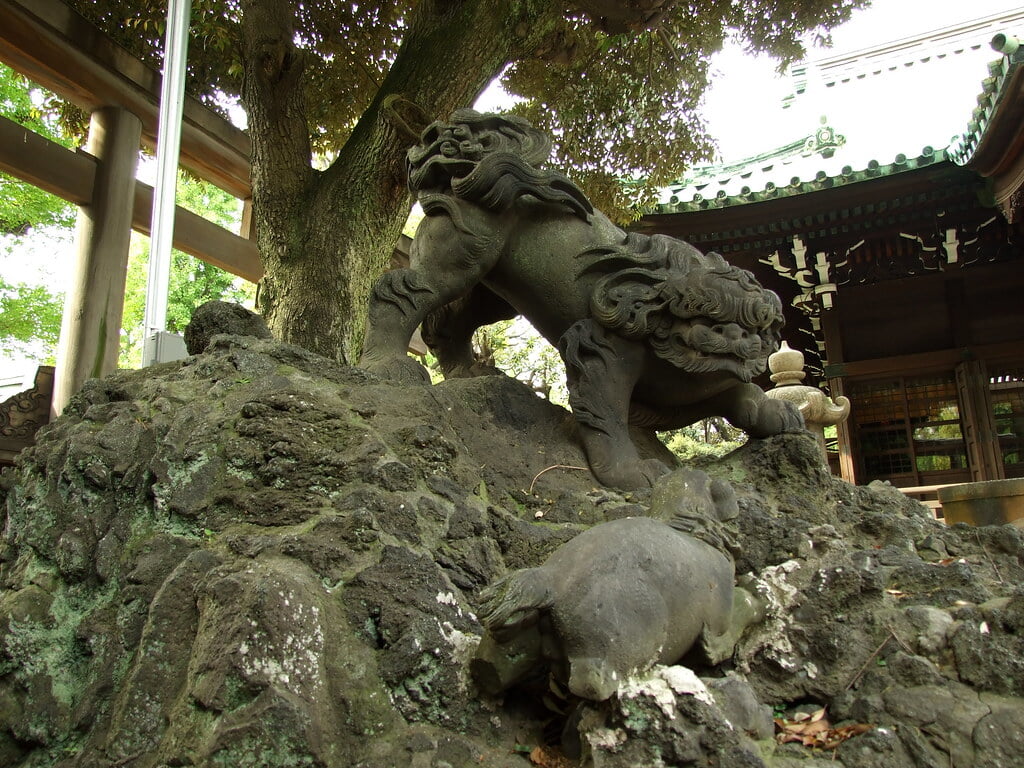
left=654, top=145, right=947, bottom=215
left=652, top=31, right=1022, bottom=217
left=949, top=34, right=1023, bottom=166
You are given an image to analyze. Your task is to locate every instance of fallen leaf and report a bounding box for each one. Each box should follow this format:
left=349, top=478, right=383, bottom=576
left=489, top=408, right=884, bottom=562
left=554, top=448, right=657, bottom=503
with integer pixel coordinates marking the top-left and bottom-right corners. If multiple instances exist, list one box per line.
left=775, top=715, right=832, bottom=746
left=775, top=714, right=874, bottom=750
left=823, top=723, right=874, bottom=748
left=529, top=745, right=577, bottom=767
left=791, top=707, right=827, bottom=723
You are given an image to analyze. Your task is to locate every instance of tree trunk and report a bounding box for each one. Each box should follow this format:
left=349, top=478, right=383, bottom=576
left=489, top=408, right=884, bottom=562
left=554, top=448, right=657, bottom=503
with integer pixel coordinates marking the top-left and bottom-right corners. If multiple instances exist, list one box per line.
left=241, top=0, right=558, bottom=363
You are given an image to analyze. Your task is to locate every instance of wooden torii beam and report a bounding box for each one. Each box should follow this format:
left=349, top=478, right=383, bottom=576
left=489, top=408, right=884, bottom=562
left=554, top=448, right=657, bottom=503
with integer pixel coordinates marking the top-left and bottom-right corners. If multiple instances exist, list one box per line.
left=0, top=115, right=262, bottom=281
left=0, top=0, right=251, bottom=198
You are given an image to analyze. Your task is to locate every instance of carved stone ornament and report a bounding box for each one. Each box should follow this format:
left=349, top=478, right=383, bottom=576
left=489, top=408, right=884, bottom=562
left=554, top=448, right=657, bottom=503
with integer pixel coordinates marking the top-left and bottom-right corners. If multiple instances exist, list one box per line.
left=0, top=366, right=54, bottom=465
left=765, top=341, right=850, bottom=463
left=360, top=110, right=804, bottom=489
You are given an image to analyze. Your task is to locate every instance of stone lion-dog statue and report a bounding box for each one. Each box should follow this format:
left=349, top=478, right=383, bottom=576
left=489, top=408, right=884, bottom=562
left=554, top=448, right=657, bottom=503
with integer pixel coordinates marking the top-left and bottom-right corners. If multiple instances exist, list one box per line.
left=361, top=110, right=803, bottom=489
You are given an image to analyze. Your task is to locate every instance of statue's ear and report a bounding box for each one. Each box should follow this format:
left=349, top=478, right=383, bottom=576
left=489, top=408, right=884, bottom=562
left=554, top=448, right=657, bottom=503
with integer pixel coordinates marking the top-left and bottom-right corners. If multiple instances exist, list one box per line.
left=709, top=478, right=739, bottom=522
left=506, top=122, right=552, bottom=167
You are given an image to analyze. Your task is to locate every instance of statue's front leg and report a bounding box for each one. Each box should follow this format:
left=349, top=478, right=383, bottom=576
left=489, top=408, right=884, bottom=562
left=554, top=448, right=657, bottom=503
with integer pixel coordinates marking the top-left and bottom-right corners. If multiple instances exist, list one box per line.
left=361, top=206, right=502, bottom=383
left=559, top=321, right=669, bottom=489
left=716, top=381, right=806, bottom=437
left=360, top=269, right=437, bottom=383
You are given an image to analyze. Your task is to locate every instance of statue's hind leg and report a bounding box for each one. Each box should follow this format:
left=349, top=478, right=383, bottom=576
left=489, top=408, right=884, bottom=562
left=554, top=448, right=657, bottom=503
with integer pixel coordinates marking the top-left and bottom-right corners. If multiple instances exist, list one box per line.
left=422, top=285, right=517, bottom=378
left=559, top=321, right=670, bottom=489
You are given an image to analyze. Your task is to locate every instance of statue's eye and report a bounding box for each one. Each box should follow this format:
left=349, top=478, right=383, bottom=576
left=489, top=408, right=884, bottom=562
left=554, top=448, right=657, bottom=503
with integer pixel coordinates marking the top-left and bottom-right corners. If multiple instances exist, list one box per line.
left=460, top=141, right=484, bottom=160
left=453, top=126, right=470, bottom=139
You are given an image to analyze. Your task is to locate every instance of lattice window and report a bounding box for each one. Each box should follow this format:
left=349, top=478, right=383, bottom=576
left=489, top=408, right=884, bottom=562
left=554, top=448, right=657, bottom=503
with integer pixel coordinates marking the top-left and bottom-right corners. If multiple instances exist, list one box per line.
left=848, top=373, right=969, bottom=485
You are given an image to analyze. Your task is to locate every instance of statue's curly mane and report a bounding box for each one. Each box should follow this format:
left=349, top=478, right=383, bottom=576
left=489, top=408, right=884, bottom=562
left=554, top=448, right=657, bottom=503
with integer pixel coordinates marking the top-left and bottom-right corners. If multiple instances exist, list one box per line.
left=408, top=109, right=593, bottom=221
left=579, top=233, right=784, bottom=380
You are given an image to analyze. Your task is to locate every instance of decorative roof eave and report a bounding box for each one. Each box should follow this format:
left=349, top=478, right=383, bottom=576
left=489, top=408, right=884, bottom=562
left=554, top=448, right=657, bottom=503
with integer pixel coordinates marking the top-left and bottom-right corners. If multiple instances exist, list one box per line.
left=635, top=159, right=986, bottom=255
left=653, top=146, right=947, bottom=215
left=950, top=33, right=1024, bottom=221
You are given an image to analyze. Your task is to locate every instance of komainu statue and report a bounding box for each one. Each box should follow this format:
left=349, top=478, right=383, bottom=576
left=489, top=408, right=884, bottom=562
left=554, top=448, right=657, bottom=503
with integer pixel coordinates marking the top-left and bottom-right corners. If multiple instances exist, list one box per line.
left=361, top=110, right=803, bottom=488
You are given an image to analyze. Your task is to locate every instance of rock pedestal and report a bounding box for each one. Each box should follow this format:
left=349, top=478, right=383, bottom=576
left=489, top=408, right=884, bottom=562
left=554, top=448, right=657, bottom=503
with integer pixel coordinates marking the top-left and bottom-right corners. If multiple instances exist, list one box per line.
left=2, top=335, right=1023, bottom=768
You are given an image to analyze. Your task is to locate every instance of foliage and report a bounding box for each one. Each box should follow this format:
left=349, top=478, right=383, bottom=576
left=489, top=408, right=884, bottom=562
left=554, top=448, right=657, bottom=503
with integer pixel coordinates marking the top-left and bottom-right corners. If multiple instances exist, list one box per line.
left=119, top=241, right=255, bottom=367
left=120, top=174, right=254, bottom=367
left=63, top=0, right=867, bottom=218
left=474, top=319, right=568, bottom=405
left=0, top=64, right=75, bottom=235
left=0, top=277, right=63, bottom=363
left=662, top=418, right=746, bottom=462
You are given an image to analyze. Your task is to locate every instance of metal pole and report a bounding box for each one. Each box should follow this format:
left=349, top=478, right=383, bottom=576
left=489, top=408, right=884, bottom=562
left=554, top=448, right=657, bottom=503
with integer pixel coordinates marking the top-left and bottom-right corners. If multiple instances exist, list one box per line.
left=143, top=0, right=192, bottom=365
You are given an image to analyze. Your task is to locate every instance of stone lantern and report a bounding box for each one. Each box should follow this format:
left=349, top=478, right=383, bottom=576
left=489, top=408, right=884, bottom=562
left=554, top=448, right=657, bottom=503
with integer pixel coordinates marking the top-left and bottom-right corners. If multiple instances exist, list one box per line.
left=765, top=341, right=851, bottom=466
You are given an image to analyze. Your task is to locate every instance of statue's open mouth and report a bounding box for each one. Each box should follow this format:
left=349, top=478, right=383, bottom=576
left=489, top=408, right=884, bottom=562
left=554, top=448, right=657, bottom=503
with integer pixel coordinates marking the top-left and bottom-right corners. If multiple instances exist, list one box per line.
left=408, top=154, right=477, bottom=192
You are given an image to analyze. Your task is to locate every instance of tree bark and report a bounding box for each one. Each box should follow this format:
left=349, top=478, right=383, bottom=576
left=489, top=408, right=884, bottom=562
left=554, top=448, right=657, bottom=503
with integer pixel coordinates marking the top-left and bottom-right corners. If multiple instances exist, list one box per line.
left=241, top=0, right=557, bottom=363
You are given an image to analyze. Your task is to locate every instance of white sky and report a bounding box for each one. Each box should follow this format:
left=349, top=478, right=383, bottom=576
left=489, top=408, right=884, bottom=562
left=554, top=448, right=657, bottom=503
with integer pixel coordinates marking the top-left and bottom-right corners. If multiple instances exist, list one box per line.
left=703, top=0, right=1024, bottom=163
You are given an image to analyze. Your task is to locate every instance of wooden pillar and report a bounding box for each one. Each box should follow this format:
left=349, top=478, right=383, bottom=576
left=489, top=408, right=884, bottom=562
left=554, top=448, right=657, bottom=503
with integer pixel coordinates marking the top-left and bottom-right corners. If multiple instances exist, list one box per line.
left=828, top=376, right=857, bottom=483
left=52, top=107, right=142, bottom=417
left=819, top=301, right=856, bottom=483
left=956, top=360, right=1005, bottom=482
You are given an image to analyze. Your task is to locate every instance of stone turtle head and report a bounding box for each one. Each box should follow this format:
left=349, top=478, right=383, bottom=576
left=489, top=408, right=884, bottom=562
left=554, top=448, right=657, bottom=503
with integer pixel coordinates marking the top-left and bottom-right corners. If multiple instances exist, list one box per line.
left=650, top=468, right=740, bottom=556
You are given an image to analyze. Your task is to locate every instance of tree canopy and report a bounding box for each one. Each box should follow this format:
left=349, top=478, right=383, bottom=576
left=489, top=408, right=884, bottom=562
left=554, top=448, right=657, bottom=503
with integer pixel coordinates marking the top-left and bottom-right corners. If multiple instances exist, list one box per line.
left=55, top=0, right=867, bottom=362
left=67, top=0, right=864, bottom=212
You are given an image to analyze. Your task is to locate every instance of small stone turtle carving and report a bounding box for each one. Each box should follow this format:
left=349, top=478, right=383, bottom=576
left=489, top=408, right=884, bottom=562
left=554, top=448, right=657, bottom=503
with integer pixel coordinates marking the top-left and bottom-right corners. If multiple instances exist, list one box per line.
left=471, top=469, right=760, bottom=702
left=360, top=109, right=804, bottom=490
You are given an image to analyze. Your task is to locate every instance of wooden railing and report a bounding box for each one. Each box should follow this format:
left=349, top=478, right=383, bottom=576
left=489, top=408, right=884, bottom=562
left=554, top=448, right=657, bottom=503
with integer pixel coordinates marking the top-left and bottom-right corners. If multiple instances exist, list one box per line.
left=899, top=483, right=956, bottom=518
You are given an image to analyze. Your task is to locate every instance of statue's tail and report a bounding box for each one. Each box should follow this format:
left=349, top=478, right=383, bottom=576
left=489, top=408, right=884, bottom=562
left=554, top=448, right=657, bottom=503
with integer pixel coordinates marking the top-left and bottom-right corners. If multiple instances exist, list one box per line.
left=477, top=568, right=553, bottom=642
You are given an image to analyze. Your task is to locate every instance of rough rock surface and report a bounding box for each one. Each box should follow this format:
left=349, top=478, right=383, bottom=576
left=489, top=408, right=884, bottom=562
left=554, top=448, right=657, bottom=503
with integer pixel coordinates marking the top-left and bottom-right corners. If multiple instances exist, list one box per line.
left=1, top=334, right=1023, bottom=767
left=182, top=300, right=272, bottom=355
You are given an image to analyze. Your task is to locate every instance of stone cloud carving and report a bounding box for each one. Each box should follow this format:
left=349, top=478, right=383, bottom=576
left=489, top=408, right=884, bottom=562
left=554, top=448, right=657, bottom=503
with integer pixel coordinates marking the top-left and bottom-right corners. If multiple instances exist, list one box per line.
left=361, top=110, right=803, bottom=488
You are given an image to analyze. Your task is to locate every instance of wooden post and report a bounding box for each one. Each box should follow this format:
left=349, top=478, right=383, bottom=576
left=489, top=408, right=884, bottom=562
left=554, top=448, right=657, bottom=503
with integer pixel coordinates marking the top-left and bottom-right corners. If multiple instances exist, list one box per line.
left=956, top=360, right=1005, bottom=482
left=51, top=107, right=142, bottom=417
left=819, top=299, right=856, bottom=483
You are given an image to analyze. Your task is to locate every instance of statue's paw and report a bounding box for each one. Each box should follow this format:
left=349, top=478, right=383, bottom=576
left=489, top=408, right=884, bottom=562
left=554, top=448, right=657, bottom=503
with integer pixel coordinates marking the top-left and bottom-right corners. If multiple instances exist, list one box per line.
left=362, top=355, right=431, bottom=385
left=743, top=397, right=805, bottom=438
left=594, top=457, right=670, bottom=490
left=768, top=398, right=806, bottom=434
